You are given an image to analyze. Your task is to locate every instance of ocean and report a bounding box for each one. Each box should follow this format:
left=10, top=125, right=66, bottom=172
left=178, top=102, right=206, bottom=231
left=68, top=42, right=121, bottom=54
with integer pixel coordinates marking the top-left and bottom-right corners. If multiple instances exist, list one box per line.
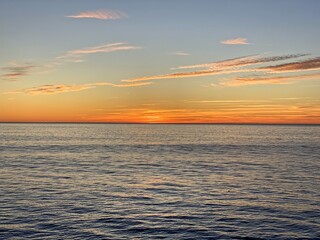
left=1, top=123, right=319, bottom=239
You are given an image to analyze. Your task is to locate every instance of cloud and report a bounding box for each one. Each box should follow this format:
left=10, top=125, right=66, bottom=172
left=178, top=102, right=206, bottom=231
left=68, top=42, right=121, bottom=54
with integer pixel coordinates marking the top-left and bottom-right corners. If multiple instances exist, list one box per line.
left=82, top=103, right=317, bottom=124
left=171, top=51, right=190, bottom=56
left=57, top=42, right=141, bottom=62
left=184, top=99, right=271, bottom=104
left=1, top=42, right=140, bottom=81
left=260, top=57, right=320, bottom=73
left=175, top=54, right=309, bottom=70
left=93, top=81, right=153, bottom=88
left=172, top=55, right=258, bottom=70
left=220, top=72, right=320, bottom=87
left=41, top=42, right=141, bottom=71
left=7, top=81, right=153, bottom=95
left=8, top=84, right=95, bottom=95
left=1, top=63, right=35, bottom=81
left=110, top=82, right=154, bottom=88
left=123, top=69, right=254, bottom=82
left=123, top=54, right=310, bottom=82
left=221, top=37, right=250, bottom=45
left=66, top=9, right=127, bottom=20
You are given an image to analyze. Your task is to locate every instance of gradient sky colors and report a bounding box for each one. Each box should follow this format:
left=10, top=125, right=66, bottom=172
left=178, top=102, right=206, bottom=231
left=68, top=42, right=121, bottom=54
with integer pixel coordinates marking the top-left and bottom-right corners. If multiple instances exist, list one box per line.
left=1, top=0, right=320, bottom=123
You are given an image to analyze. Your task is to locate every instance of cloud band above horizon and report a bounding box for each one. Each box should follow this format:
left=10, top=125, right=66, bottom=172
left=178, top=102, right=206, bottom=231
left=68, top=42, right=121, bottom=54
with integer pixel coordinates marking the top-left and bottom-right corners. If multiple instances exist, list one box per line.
left=6, top=81, right=153, bottom=95
left=122, top=53, right=320, bottom=86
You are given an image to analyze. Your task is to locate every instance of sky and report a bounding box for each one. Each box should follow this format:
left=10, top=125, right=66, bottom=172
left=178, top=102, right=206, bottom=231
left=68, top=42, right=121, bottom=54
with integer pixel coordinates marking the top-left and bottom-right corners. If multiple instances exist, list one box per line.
left=1, top=0, right=320, bottom=123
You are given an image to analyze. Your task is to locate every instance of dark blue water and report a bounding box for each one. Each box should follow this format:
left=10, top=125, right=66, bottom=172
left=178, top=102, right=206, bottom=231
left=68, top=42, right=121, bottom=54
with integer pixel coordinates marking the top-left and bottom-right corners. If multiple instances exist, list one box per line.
left=1, top=124, right=319, bottom=239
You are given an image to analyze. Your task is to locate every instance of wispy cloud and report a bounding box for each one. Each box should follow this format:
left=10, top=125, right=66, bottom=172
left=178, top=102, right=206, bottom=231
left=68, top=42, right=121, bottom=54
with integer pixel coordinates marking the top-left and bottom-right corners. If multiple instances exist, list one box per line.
left=175, top=54, right=308, bottom=70
left=15, top=84, right=95, bottom=95
left=123, top=54, right=310, bottom=82
left=220, top=72, right=320, bottom=87
left=109, top=82, right=153, bottom=88
left=172, top=55, right=258, bottom=70
left=2, top=42, right=140, bottom=81
left=42, top=42, right=140, bottom=72
left=184, top=99, right=272, bottom=104
left=171, top=51, right=190, bottom=56
left=221, top=37, right=250, bottom=45
left=260, top=57, right=320, bottom=73
left=1, top=63, right=35, bottom=81
left=66, top=9, right=127, bottom=20
left=93, top=81, right=153, bottom=88
left=6, top=81, right=153, bottom=95
left=82, top=102, right=319, bottom=124
left=57, top=42, right=141, bottom=62
left=123, top=69, right=253, bottom=82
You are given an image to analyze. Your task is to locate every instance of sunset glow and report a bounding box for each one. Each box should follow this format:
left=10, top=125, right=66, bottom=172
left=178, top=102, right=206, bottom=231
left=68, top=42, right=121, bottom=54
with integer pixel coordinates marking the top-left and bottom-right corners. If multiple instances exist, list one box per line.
left=1, top=0, right=319, bottom=124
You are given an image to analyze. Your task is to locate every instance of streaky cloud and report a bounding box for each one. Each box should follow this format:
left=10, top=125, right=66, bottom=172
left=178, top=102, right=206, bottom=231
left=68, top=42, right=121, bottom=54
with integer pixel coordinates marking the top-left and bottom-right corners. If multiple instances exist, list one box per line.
left=111, top=82, right=154, bottom=87
left=171, top=51, right=190, bottom=56
left=1, top=63, right=35, bottom=81
left=58, top=42, right=141, bottom=61
left=84, top=104, right=315, bottom=123
left=184, top=99, right=272, bottom=104
left=51, top=42, right=141, bottom=69
left=220, top=72, right=320, bottom=87
left=123, top=54, right=310, bottom=82
left=2, top=42, right=140, bottom=81
left=123, top=69, right=255, bottom=82
left=260, top=57, right=320, bottom=73
left=221, top=37, right=250, bottom=45
left=175, top=54, right=309, bottom=70
left=66, top=9, right=127, bottom=20
left=173, top=55, right=258, bottom=70
left=6, top=81, right=153, bottom=95
left=8, top=84, right=95, bottom=95
left=93, top=82, right=154, bottom=88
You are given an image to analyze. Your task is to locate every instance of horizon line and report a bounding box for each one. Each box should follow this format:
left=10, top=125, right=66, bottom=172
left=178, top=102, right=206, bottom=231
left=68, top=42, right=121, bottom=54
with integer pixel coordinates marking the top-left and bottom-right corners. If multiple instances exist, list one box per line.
left=0, top=122, right=319, bottom=126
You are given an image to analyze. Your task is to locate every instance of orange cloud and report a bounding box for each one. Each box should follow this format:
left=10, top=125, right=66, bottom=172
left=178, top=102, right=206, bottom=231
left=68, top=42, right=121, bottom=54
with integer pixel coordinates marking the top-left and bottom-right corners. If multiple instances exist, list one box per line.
left=82, top=103, right=320, bottom=124
left=8, top=84, right=94, bottom=95
left=94, top=82, right=154, bottom=88
left=123, top=69, right=257, bottom=82
left=221, top=37, right=250, bottom=45
left=184, top=99, right=272, bottom=104
left=219, top=72, right=320, bottom=86
left=7, top=82, right=153, bottom=95
left=123, top=54, right=310, bottom=82
left=111, top=82, right=154, bottom=88
left=66, top=9, right=127, bottom=20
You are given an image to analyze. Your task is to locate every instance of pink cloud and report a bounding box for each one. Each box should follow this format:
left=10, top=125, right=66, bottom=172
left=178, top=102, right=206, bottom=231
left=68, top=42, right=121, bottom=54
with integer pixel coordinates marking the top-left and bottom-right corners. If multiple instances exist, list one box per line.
left=221, top=37, right=250, bottom=45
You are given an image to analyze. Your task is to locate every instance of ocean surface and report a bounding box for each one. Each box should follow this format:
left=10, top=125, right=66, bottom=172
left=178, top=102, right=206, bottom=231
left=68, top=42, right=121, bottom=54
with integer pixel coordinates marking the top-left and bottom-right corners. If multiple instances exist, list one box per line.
left=1, top=123, right=319, bottom=240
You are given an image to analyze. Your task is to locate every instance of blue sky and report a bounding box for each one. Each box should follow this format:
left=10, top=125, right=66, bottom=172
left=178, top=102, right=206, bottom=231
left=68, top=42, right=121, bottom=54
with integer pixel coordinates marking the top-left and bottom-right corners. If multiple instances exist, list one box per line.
left=2, top=0, right=319, bottom=64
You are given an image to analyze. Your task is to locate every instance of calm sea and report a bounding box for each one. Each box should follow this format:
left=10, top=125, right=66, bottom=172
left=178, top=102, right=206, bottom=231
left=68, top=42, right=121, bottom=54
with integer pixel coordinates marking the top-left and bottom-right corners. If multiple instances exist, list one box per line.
left=1, top=124, right=319, bottom=239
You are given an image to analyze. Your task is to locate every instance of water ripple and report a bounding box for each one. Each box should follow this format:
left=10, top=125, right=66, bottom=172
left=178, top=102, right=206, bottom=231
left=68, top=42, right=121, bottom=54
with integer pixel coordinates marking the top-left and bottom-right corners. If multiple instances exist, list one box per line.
left=1, top=124, right=319, bottom=239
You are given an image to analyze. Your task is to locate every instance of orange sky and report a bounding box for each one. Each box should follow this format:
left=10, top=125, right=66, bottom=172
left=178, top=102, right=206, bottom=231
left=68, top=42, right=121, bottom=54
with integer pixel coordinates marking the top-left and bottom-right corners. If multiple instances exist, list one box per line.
left=1, top=1, right=319, bottom=124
